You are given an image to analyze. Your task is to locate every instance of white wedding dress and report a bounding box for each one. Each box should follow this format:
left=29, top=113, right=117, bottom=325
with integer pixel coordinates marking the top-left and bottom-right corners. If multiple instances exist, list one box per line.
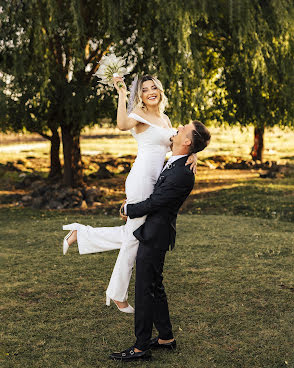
left=63, top=113, right=176, bottom=303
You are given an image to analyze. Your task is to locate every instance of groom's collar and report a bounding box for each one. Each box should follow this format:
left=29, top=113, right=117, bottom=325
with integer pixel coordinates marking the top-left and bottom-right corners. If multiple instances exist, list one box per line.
left=168, top=154, right=188, bottom=165
left=170, top=155, right=188, bottom=167
left=162, top=155, right=188, bottom=173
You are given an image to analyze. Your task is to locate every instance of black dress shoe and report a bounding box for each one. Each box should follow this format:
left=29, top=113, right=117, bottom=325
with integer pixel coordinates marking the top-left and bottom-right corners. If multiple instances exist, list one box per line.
left=109, top=346, right=152, bottom=361
left=149, top=337, right=177, bottom=350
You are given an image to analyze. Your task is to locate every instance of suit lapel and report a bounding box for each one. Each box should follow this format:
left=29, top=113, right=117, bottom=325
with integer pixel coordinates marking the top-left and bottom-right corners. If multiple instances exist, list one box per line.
left=161, top=156, right=188, bottom=174
left=172, top=156, right=189, bottom=168
left=155, top=156, right=189, bottom=188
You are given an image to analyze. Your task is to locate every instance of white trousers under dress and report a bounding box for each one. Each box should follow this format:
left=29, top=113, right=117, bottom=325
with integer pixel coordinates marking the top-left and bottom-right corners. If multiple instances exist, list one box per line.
left=64, top=215, right=146, bottom=302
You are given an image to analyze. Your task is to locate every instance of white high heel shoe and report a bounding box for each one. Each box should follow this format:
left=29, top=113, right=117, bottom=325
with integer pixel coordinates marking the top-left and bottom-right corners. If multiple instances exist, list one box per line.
left=62, top=224, right=80, bottom=255
left=63, top=230, right=73, bottom=255
left=106, top=295, right=135, bottom=314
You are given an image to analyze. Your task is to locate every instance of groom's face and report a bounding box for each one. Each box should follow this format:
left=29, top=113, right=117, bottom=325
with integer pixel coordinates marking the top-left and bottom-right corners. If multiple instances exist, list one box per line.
left=171, top=123, right=194, bottom=149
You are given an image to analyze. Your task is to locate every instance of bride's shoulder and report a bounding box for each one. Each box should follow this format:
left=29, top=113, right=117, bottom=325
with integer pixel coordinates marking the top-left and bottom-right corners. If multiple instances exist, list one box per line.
left=130, top=107, right=146, bottom=119
left=132, top=106, right=144, bottom=114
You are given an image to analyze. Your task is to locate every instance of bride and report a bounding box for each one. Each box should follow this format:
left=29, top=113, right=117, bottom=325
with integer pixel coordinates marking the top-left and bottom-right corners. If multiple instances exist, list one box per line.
left=62, top=75, right=197, bottom=313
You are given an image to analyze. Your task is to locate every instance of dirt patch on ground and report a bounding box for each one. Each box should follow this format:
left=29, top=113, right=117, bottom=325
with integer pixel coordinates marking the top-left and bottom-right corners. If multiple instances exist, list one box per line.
left=1, top=151, right=291, bottom=214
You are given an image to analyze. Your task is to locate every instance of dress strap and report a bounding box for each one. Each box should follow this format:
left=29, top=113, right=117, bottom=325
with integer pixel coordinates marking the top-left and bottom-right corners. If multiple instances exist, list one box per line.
left=128, top=112, right=153, bottom=127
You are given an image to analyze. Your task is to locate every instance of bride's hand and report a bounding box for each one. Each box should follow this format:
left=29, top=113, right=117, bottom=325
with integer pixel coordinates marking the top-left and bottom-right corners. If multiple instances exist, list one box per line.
left=186, top=153, right=197, bottom=174
left=113, top=76, right=127, bottom=93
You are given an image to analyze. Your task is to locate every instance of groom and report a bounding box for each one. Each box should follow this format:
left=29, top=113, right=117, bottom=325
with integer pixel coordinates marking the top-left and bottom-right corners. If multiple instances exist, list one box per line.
left=110, top=121, right=211, bottom=362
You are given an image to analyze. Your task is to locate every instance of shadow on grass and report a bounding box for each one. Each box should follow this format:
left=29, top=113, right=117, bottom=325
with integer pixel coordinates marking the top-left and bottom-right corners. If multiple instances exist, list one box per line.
left=188, top=179, right=294, bottom=222
left=281, top=156, right=294, bottom=161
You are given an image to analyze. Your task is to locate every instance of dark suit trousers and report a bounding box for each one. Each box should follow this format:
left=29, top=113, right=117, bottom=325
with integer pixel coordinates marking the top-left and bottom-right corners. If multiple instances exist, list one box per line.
left=134, top=243, right=173, bottom=351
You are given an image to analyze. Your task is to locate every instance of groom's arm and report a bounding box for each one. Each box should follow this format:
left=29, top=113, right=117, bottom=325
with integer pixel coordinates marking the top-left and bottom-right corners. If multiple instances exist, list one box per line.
left=126, top=171, right=194, bottom=219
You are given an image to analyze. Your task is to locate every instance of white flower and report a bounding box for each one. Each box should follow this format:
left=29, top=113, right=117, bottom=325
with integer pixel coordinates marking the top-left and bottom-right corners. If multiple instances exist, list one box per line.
left=94, top=53, right=128, bottom=86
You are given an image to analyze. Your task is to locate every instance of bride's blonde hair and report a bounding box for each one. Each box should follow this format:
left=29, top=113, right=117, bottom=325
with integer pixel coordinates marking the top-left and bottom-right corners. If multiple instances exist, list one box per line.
left=133, top=75, right=168, bottom=115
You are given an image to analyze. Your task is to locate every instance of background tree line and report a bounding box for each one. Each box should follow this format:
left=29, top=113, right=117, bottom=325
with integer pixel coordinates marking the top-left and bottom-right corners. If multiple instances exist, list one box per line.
left=0, top=0, right=293, bottom=187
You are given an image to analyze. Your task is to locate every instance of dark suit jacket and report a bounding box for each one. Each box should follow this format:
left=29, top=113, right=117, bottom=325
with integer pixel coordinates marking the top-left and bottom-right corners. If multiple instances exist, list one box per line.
left=127, top=156, right=195, bottom=251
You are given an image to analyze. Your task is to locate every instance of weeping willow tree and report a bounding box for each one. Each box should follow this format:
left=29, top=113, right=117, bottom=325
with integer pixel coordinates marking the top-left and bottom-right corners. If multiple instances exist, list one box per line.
left=0, top=0, right=212, bottom=185
left=117, top=0, right=294, bottom=163
left=0, top=0, right=124, bottom=185
left=220, top=1, right=293, bottom=161
left=186, top=0, right=294, bottom=161
left=1, top=0, right=293, bottom=187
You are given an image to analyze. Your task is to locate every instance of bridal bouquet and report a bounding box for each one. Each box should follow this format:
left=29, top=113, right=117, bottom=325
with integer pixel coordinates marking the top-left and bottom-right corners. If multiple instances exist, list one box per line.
left=94, top=53, right=129, bottom=87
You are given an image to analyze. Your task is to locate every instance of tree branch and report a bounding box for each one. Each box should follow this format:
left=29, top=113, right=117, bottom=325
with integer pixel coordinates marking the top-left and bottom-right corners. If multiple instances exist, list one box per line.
left=39, top=132, right=52, bottom=141
left=84, top=42, right=102, bottom=65
left=85, top=42, right=113, bottom=82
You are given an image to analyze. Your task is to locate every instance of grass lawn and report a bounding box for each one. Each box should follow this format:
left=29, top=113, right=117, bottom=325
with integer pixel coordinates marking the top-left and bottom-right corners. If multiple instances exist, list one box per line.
left=1, top=208, right=294, bottom=368
left=189, top=177, right=294, bottom=222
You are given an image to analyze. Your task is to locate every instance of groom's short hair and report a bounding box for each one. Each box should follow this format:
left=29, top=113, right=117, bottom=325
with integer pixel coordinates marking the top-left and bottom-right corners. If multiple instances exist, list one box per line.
left=189, top=121, right=211, bottom=154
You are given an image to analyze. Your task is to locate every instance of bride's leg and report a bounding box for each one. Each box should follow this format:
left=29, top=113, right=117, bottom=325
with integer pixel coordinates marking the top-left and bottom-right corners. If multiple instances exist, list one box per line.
left=67, top=230, right=77, bottom=246
left=63, top=223, right=124, bottom=254
left=106, top=215, right=146, bottom=303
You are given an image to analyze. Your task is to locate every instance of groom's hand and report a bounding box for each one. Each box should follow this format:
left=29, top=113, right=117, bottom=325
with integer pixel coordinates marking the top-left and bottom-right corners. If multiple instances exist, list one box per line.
left=119, top=199, right=128, bottom=220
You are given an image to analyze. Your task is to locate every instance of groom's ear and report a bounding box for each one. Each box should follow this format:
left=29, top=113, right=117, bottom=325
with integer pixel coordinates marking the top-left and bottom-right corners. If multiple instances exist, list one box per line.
left=184, top=137, right=192, bottom=147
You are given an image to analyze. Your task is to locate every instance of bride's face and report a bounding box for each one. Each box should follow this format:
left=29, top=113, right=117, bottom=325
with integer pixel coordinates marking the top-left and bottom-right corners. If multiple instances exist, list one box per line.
left=141, top=80, right=161, bottom=108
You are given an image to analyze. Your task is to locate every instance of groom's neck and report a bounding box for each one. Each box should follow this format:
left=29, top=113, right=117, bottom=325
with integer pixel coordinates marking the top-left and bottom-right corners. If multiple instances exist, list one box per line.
left=172, top=147, right=189, bottom=156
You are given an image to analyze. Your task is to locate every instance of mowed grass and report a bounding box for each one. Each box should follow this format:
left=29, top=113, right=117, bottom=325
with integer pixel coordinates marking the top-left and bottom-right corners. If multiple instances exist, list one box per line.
left=190, top=177, right=294, bottom=222
left=1, top=208, right=294, bottom=368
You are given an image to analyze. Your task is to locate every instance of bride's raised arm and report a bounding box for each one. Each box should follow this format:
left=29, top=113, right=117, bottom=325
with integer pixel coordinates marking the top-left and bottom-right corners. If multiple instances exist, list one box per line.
left=113, top=76, right=138, bottom=131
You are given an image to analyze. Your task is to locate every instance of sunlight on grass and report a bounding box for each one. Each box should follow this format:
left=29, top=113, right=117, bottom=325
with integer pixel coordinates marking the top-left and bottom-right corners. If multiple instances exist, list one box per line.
left=190, top=179, right=294, bottom=221
left=1, top=125, right=294, bottom=164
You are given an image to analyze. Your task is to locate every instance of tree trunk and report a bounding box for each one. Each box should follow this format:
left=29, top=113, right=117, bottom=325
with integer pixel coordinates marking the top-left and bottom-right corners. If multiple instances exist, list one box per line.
left=61, top=125, right=83, bottom=187
left=251, top=126, right=264, bottom=162
left=48, top=128, right=62, bottom=178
